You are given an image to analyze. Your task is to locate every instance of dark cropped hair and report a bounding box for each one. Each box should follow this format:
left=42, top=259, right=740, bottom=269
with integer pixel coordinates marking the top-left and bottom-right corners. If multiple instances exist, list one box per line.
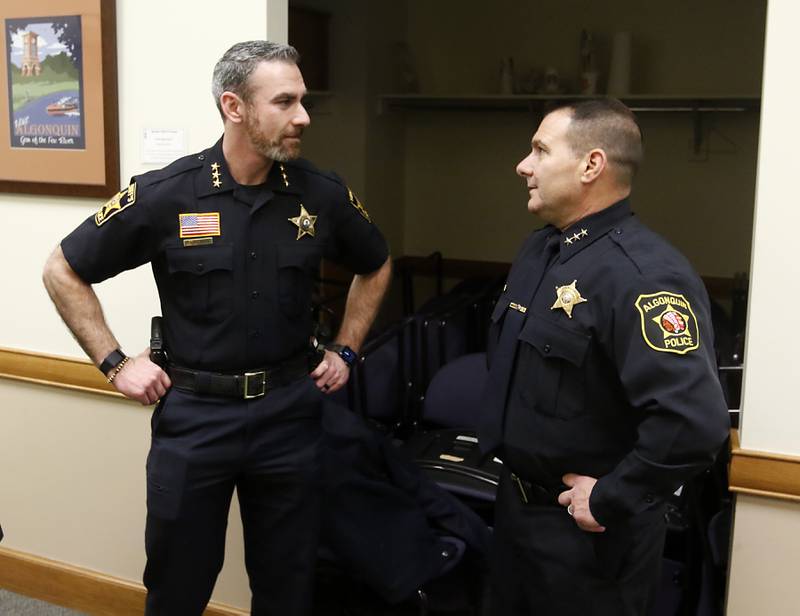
left=551, top=98, right=643, bottom=186
left=212, top=40, right=300, bottom=118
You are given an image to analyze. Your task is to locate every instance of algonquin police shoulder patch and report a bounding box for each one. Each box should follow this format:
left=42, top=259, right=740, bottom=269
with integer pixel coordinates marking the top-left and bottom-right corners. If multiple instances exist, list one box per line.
left=95, top=183, right=137, bottom=226
left=635, top=291, right=700, bottom=355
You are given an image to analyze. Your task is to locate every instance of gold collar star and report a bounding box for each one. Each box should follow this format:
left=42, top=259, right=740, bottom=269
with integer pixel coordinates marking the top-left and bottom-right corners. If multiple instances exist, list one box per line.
left=279, top=164, right=290, bottom=187
left=551, top=280, right=588, bottom=318
left=288, top=204, right=317, bottom=240
left=211, top=162, right=222, bottom=189
left=564, top=228, right=589, bottom=245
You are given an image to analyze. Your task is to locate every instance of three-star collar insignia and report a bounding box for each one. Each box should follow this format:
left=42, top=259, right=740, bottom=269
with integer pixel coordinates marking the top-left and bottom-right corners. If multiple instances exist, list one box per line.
left=289, top=204, right=317, bottom=240
left=551, top=280, right=588, bottom=318
left=564, top=228, right=588, bottom=245
left=211, top=162, right=222, bottom=189
left=279, top=164, right=290, bottom=187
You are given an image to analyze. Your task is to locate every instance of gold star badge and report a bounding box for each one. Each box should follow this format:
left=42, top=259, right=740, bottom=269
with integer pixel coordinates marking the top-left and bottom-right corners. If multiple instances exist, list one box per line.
left=211, top=162, right=222, bottom=189
left=288, top=204, right=317, bottom=240
left=551, top=280, right=588, bottom=318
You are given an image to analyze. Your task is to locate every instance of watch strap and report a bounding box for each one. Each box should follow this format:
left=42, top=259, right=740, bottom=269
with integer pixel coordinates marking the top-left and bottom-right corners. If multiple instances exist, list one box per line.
left=99, top=348, right=126, bottom=375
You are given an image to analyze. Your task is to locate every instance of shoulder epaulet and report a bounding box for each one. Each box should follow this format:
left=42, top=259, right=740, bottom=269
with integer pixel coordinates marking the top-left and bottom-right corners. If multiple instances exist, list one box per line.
left=283, top=158, right=344, bottom=187
left=610, top=217, right=692, bottom=277
left=134, top=152, right=205, bottom=189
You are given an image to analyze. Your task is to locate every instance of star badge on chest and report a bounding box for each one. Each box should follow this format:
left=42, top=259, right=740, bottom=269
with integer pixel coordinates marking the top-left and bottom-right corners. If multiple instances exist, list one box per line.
left=288, top=204, right=317, bottom=240
left=551, top=280, right=588, bottom=318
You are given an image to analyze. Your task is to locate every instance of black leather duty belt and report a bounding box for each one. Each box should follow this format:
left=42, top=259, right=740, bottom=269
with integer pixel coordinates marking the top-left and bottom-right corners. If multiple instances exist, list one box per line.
left=168, top=352, right=318, bottom=400
left=509, top=472, right=562, bottom=507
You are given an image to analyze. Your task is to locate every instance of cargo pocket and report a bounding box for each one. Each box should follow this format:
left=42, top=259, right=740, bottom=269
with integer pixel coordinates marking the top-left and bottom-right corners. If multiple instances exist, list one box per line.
left=277, top=245, right=317, bottom=317
left=165, top=244, right=234, bottom=322
left=145, top=445, right=188, bottom=521
left=518, top=318, right=590, bottom=419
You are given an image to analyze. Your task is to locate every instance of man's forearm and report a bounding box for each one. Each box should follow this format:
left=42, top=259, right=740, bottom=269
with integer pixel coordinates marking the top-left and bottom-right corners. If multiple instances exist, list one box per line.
left=336, top=256, right=392, bottom=352
left=42, top=245, right=120, bottom=367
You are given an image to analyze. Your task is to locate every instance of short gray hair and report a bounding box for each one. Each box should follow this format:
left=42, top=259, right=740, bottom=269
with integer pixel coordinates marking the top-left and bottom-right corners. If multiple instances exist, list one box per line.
left=550, top=98, right=643, bottom=186
left=212, top=40, right=300, bottom=118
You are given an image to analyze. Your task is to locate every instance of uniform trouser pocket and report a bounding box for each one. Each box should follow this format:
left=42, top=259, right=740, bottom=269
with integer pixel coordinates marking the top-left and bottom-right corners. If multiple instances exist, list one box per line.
left=146, top=445, right=188, bottom=521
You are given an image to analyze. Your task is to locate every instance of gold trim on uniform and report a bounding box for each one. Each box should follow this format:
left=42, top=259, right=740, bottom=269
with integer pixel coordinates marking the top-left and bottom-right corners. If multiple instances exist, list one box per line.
left=509, top=302, right=528, bottom=314
left=211, top=162, right=222, bottom=189
left=635, top=291, right=700, bottom=355
left=279, top=164, right=290, bottom=187
left=564, top=228, right=589, bottom=245
left=95, top=182, right=137, bottom=226
left=551, top=280, right=588, bottom=318
left=347, top=187, right=372, bottom=222
left=288, top=204, right=317, bottom=240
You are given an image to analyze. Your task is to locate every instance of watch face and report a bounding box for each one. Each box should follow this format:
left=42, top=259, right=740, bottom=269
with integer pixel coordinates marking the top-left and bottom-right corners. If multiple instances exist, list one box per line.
left=340, top=346, right=357, bottom=366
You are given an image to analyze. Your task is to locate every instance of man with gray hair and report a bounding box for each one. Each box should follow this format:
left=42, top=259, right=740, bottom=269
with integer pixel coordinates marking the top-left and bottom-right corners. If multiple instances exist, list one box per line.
left=43, top=40, right=391, bottom=614
left=479, top=98, right=729, bottom=614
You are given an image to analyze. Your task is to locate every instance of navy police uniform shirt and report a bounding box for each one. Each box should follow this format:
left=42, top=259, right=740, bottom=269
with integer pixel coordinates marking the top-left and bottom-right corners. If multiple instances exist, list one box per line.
left=487, top=199, right=730, bottom=526
left=61, top=138, right=389, bottom=372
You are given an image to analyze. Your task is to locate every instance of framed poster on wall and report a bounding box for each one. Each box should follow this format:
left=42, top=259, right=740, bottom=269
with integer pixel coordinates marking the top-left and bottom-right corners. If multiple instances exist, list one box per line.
left=0, top=0, right=118, bottom=198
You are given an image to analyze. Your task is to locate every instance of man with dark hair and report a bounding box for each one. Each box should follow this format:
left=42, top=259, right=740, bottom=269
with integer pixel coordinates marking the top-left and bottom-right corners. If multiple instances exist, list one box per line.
left=480, top=98, right=729, bottom=615
left=43, top=40, right=391, bottom=615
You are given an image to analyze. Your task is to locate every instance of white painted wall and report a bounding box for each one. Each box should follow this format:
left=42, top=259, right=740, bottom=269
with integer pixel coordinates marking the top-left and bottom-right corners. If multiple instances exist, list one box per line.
left=727, top=1, right=800, bottom=613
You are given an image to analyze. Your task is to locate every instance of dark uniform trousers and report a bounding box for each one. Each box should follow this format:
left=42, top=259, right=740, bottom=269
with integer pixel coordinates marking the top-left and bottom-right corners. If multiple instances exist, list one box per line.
left=490, top=468, right=666, bottom=616
left=143, top=377, right=324, bottom=616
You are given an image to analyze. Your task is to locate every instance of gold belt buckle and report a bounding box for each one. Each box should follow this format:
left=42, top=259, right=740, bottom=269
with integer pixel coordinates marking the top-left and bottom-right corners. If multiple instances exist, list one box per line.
left=243, top=371, right=267, bottom=399
left=510, top=473, right=529, bottom=504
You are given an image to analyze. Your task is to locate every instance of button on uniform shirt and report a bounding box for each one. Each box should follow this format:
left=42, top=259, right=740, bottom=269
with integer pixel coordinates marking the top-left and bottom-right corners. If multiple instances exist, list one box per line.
left=61, top=138, right=389, bottom=372
left=485, top=199, right=730, bottom=526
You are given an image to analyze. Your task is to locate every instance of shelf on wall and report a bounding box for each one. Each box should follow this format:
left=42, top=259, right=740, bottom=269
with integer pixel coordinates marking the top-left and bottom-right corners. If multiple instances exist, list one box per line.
left=379, top=94, right=761, bottom=153
left=378, top=93, right=761, bottom=114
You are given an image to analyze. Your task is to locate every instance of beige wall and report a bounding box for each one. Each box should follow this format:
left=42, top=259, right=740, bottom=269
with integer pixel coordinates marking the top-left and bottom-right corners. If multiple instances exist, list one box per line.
left=1, top=0, right=274, bottom=609
left=727, top=1, right=800, bottom=614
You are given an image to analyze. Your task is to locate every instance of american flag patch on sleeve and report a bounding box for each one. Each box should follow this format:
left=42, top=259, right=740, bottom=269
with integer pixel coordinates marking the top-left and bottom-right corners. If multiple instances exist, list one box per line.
left=179, top=212, right=221, bottom=238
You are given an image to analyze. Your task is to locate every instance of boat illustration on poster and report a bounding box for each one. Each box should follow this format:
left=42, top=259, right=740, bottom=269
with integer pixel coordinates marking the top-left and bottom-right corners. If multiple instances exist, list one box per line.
left=5, top=15, right=86, bottom=150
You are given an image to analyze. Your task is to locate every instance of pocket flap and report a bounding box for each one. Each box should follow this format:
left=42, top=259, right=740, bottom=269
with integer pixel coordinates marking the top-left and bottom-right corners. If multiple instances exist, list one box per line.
left=166, top=244, right=233, bottom=274
left=518, top=318, right=590, bottom=366
left=279, top=243, right=316, bottom=268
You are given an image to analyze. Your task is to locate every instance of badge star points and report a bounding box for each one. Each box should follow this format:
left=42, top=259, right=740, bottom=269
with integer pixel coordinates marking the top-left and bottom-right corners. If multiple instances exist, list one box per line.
left=551, top=280, right=588, bottom=318
left=288, top=204, right=317, bottom=240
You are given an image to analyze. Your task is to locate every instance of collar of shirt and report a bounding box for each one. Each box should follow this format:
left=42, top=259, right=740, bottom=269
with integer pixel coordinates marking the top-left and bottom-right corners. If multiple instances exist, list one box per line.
left=194, top=137, right=302, bottom=200
left=557, top=198, right=633, bottom=262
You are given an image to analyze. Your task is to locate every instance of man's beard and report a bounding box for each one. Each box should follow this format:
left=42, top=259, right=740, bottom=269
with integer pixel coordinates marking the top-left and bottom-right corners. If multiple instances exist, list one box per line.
left=245, top=113, right=302, bottom=162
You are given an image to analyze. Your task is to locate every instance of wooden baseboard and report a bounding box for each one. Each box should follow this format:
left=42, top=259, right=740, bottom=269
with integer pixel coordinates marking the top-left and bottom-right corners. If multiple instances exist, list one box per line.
left=0, top=546, right=248, bottom=615
left=729, top=429, right=800, bottom=503
left=0, top=346, right=120, bottom=398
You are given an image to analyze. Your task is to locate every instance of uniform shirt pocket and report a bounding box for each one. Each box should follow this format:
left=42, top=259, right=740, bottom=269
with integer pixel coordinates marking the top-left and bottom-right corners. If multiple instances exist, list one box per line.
left=165, top=244, right=234, bottom=322
left=277, top=245, right=318, bottom=317
left=517, top=318, right=591, bottom=419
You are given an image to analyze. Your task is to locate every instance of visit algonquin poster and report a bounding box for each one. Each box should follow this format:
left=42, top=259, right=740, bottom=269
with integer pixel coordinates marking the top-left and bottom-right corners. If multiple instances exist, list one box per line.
left=5, top=15, right=86, bottom=150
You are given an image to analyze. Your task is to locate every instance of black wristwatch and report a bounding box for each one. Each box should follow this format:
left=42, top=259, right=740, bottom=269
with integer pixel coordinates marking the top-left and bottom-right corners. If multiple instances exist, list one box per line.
left=326, top=343, right=357, bottom=368
left=99, top=348, right=126, bottom=375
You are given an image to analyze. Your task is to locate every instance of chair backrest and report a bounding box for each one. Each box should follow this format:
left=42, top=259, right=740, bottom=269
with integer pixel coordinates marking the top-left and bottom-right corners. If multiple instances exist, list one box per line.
left=421, top=352, right=488, bottom=430
left=351, top=316, right=415, bottom=427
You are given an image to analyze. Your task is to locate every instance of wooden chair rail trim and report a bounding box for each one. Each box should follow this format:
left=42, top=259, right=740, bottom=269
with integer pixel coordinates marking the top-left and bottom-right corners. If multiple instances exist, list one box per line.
left=3, top=348, right=799, bottom=503
left=0, top=546, right=247, bottom=616
left=729, top=429, right=800, bottom=502
left=0, top=346, right=122, bottom=398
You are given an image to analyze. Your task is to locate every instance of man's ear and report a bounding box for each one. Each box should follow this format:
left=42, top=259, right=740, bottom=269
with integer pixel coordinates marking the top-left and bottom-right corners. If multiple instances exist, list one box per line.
left=581, top=149, right=607, bottom=184
left=219, top=91, right=244, bottom=124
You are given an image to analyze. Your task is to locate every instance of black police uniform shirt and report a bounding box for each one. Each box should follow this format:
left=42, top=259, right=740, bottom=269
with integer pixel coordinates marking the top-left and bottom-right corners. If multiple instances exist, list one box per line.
left=60, top=138, right=389, bottom=372
left=489, top=199, right=730, bottom=526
